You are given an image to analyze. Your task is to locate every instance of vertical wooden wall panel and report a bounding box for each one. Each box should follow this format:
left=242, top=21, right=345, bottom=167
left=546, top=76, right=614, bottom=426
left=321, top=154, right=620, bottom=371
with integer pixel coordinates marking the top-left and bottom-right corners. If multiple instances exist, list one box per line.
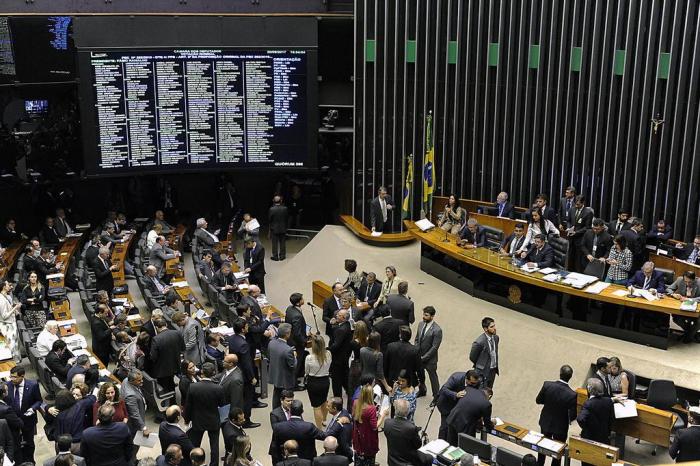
left=354, top=0, right=700, bottom=239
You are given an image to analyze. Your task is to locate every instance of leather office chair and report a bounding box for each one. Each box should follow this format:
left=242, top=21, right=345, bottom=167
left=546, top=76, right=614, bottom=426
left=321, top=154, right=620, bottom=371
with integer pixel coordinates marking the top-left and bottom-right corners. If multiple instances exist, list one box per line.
left=142, top=371, right=176, bottom=414
left=636, top=379, right=686, bottom=455
left=655, top=267, right=675, bottom=286
left=549, top=236, right=569, bottom=270
left=480, top=226, right=504, bottom=249
left=495, top=446, right=523, bottom=466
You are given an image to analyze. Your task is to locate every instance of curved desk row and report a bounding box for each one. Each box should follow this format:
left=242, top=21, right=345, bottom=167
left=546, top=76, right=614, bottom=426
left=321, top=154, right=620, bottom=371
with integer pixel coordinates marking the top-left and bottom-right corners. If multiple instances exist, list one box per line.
left=406, top=222, right=695, bottom=349
left=340, top=214, right=415, bottom=247
left=0, top=240, right=27, bottom=281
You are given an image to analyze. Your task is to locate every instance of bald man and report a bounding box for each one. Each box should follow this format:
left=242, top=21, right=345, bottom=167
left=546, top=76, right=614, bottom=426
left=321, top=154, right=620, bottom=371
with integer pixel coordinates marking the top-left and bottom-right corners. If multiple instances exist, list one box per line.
left=213, top=354, right=245, bottom=419
left=190, top=449, right=205, bottom=466
left=159, top=406, right=194, bottom=466
left=313, top=436, right=349, bottom=465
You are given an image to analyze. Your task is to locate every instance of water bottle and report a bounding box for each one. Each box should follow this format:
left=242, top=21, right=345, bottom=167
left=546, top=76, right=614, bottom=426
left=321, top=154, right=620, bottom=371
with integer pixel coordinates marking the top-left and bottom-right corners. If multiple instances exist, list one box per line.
left=473, top=455, right=480, bottom=465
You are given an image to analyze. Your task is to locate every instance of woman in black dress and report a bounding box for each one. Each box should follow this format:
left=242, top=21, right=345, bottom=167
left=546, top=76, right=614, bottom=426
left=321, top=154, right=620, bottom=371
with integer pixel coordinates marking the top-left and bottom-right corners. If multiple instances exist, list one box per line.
left=20, top=271, right=46, bottom=329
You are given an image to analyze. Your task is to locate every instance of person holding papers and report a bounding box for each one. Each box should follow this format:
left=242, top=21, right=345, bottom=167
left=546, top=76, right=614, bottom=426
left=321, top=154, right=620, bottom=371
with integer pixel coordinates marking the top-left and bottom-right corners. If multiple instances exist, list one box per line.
left=667, top=271, right=700, bottom=343
left=604, top=235, right=632, bottom=285
left=519, top=234, right=554, bottom=269
left=627, top=261, right=666, bottom=296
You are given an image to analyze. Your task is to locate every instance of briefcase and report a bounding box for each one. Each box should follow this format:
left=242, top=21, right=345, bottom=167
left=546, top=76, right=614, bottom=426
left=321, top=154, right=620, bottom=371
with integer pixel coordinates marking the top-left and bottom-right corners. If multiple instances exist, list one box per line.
left=583, top=260, right=606, bottom=280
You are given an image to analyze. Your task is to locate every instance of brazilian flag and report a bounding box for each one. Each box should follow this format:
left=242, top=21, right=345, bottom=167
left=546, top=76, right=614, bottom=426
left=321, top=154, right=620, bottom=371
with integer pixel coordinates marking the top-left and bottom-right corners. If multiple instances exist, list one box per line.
left=422, top=112, right=435, bottom=217
left=401, top=155, right=414, bottom=219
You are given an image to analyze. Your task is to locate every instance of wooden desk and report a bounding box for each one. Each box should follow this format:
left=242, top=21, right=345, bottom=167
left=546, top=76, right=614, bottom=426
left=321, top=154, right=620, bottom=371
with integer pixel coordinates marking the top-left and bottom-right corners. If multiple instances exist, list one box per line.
left=0, top=240, right=27, bottom=280
left=576, top=388, right=676, bottom=448
left=568, top=435, right=619, bottom=466
left=312, top=280, right=332, bottom=307
left=49, top=236, right=83, bottom=289
left=469, top=212, right=528, bottom=239
left=110, top=233, right=135, bottom=286
left=339, top=215, right=415, bottom=247
left=408, top=221, right=696, bottom=348
left=485, top=420, right=566, bottom=461
left=650, top=252, right=700, bottom=279
left=431, top=196, right=528, bottom=224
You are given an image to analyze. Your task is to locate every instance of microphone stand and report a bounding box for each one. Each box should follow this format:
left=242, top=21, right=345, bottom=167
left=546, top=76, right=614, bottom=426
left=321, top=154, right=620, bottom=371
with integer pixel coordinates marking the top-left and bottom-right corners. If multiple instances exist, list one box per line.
left=307, top=303, right=321, bottom=334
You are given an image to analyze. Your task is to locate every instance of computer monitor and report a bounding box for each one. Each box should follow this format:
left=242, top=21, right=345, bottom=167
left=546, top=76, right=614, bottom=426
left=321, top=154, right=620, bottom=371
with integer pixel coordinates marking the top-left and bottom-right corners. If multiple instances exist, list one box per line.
left=458, top=433, right=492, bottom=463
left=496, top=446, right=523, bottom=466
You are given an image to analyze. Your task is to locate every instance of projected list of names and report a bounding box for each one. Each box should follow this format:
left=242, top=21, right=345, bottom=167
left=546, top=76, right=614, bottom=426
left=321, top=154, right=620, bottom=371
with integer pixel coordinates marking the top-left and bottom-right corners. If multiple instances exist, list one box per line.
left=89, top=49, right=307, bottom=171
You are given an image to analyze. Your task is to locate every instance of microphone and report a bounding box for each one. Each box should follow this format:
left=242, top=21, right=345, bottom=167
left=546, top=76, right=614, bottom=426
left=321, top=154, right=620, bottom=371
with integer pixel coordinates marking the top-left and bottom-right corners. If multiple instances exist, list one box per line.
left=307, top=303, right=319, bottom=308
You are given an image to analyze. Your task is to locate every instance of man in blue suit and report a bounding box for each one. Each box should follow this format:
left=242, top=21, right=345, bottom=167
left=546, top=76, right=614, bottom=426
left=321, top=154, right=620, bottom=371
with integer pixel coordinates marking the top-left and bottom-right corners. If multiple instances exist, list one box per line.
left=322, top=398, right=352, bottom=461
left=270, top=400, right=326, bottom=463
left=6, top=366, right=42, bottom=464
left=436, top=370, right=481, bottom=440
left=226, top=319, right=261, bottom=428
left=627, top=261, right=667, bottom=295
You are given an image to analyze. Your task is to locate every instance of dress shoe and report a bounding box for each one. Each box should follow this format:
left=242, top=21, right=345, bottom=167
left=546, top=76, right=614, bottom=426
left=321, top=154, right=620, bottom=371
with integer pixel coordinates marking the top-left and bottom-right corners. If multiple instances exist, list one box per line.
left=416, top=390, right=427, bottom=398
left=271, top=256, right=279, bottom=261
left=279, top=256, right=286, bottom=261
left=294, top=384, right=305, bottom=391
left=242, top=421, right=261, bottom=428
left=252, top=401, right=268, bottom=409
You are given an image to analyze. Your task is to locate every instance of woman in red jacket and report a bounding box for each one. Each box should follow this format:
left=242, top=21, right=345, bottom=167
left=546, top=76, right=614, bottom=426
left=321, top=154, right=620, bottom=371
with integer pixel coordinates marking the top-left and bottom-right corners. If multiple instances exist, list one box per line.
left=352, top=384, right=390, bottom=466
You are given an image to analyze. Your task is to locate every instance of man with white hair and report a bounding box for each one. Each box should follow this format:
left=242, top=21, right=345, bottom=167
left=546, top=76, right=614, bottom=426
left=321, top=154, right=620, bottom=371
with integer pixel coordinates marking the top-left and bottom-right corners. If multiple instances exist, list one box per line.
left=384, top=399, right=432, bottom=466
left=577, top=378, right=614, bottom=444
left=145, top=265, right=172, bottom=298
left=36, top=320, right=60, bottom=356
left=492, top=191, right=515, bottom=218
left=312, top=436, right=349, bottom=465
left=627, top=261, right=667, bottom=295
left=194, top=218, right=229, bottom=267
left=94, top=246, right=117, bottom=294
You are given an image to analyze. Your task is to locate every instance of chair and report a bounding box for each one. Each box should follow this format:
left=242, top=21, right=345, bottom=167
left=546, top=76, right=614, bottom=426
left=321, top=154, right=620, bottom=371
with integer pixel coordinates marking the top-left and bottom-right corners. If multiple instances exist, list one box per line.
left=636, top=379, right=686, bottom=455
left=549, top=236, right=569, bottom=269
left=37, top=359, right=55, bottom=397
left=656, top=268, right=675, bottom=286
left=27, top=346, right=43, bottom=372
left=50, top=375, right=66, bottom=391
left=495, top=446, right=523, bottom=466
left=480, top=226, right=504, bottom=249
left=458, top=433, right=492, bottom=464
left=624, top=369, right=637, bottom=401
left=141, top=371, right=175, bottom=413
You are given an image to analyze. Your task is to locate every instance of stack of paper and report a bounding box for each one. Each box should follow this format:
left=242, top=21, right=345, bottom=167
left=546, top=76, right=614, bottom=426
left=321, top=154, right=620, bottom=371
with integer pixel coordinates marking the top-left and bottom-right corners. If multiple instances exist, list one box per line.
left=614, top=399, right=638, bottom=419
left=563, top=272, right=599, bottom=288
left=521, top=265, right=540, bottom=273
left=0, top=348, right=12, bottom=361
left=415, top=218, right=435, bottom=231
left=419, top=439, right=450, bottom=458
left=170, top=280, right=188, bottom=288
left=539, top=267, right=558, bottom=275
left=681, top=300, right=698, bottom=312
left=537, top=438, right=565, bottom=452
left=585, top=282, right=611, bottom=294
left=542, top=274, right=560, bottom=283
left=522, top=431, right=544, bottom=444
left=234, top=272, right=249, bottom=280
left=209, top=326, right=234, bottom=336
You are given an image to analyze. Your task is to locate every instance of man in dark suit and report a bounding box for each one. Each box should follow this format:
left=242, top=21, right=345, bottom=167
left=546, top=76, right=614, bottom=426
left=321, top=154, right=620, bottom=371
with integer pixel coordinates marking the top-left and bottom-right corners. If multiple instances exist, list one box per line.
left=565, top=195, right=594, bottom=272
left=40, top=217, right=61, bottom=245
left=384, top=326, right=421, bottom=387
left=384, top=399, right=432, bottom=466
left=66, top=355, right=98, bottom=388
left=469, top=317, right=500, bottom=389
left=580, top=219, right=613, bottom=273
left=0, top=219, right=23, bottom=244
left=591, top=357, right=613, bottom=397
left=558, top=186, right=576, bottom=230
left=276, top=440, right=312, bottom=466
left=673, top=235, right=700, bottom=264
left=386, top=281, right=414, bottom=326
left=608, top=208, right=631, bottom=236
left=270, top=400, right=326, bottom=463
left=0, top=419, right=15, bottom=464
left=313, top=436, right=350, bottom=466
left=519, top=234, right=555, bottom=269
left=226, top=320, right=260, bottom=427
left=646, top=218, right=673, bottom=245
left=269, top=324, right=297, bottom=409
left=184, top=363, right=226, bottom=466
left=620, top=218, right=647, bottom=271
left=193, top=218, right=220, bottom=250
left=150, top=317, right=185, bottom=397
left=197, top=250, right=217, bottom=284
left=45, top=339, right=72, bottom=384
left=91, top=304, right=113, bottom=369
left=93, top=247, right=116, bottom=295
left=285, top=293, right=308, bottom=383
left=436, top=370, right=481, bottom=440
left=214, top=354, right=245, bottom=417
left=223, top=408, right=249, bottom=463
left=322, top=282, right=343, bottom=339
left=373, top=313, right=401, bottom=353
left=446, top=386, right=494, bottom=444
left=627, top=261, right=667, bottom=295
left=269, top=195, right=289, bottom=261
left=270, top=390, right=296, bottom=428
left=159, top=406, right=194, bottom=466
left=415, top=306, right=443, bottom=398
left=243, top=236, right=266, bottom=292
left=43, top=434, right=83, bottom=466
left=6, top=366, right=42, bottom=464
left=370, top=186, right=394, bottom=233
left=535, top=365, right=577, bottom=466
left=328, top=310, right=352, bottom=398
left=80, top=404, right=133, bottom=466
left=577, top=378, right=614, bottom=444
left=0, top=384, right=21, bottom=462
left=356, top=272, right=382, bottom=308
left=532, top=194, right=558, bottom=224
left=211, top=262, right=238, bottom=309
left=459, top=218, right=486, bottom=249
left=489, top=192, right=515, bottom=218
left=670, top=406, right=700, bottom=463
left=499, top=223, right=527, bottom=256
left=668, top=271, right=700, bottom=342
left=323, top=398, right=352, bottom=461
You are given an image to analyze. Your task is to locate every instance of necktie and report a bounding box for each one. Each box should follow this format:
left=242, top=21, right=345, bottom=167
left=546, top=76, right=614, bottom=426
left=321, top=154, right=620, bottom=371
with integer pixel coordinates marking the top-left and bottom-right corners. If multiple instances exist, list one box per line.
left=499, top=204, right=504, bottom=216
left=381, top=198, right=387, bottom=221
left=566, top=199, right=572, bottom=211
left=643, top=277, right=650, bottom=290
left=576, top=209, right=581, bottom=221
left=12, top=386, right=20, bottom=411
left=367, top=283, right=373, bottom=297
left=690, top=248, right=698, bottom=264
left=419, top=323, right=428, bottom=343
left=617, top=222, right=622, bottom=233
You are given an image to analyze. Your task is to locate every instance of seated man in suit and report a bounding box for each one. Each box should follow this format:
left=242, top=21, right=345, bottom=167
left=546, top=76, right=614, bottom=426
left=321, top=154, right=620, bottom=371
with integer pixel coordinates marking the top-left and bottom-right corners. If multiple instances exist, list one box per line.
left=646, top=218, right=673, bottom=245
left=608, top=208, right=631, bottom=236
left=458, top=218, right=486, bottom=249
left=40, top=217, right=61, bottom=245
left=668, top=271, right=700, bottom=342
left=149, top=235, right=180, bottom=279
left=197, top=250, right=217, bottom=283
left=499, top=223, right=527, bottom=256
left=627, top=261, right=667, bottom=296
left=45, top=339, right=72, bottom=384
left=674, top=235, right=700, bottom=265
left=144, top=265, right=175, bottom=299
left=669, top=406, right=700, bottom=463
left=488, top=191, right=515, bottom=218
left=212, top=261, right=239, bottom=305
left=519, top=234, right=555, bottom=269
left=194, top=218, right=228, bottom=267
left=356, top=272, right=382, bottom=309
